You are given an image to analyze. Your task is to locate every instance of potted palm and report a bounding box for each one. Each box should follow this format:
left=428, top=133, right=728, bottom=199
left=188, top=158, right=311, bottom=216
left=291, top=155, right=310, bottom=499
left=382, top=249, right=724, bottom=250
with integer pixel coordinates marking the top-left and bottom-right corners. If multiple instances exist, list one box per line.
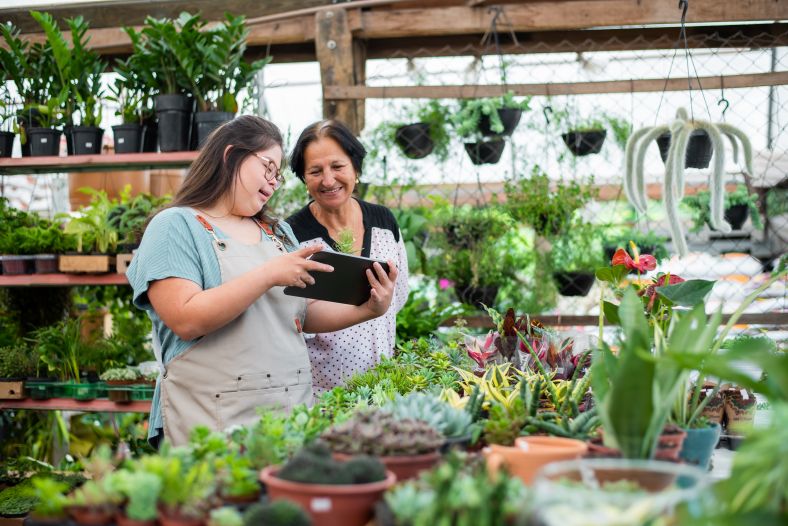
left=186, top=14, right=271, bottom=148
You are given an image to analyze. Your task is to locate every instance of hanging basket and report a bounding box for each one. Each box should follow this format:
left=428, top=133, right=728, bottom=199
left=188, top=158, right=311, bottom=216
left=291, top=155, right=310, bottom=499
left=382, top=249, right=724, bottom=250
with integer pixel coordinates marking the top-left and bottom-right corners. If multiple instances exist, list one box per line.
left=656, top=129, right=713, bottom=169
left=464, top=139, right=505, bottom=165
left=454, top=284, right=499, bottom=308
left=553, top=271, right=595, bottom=296
left=561, top=129, right=606, bottom=156
left=394, top=123, right=434, bottom=159
left=479, top=108, right=523, bottom=137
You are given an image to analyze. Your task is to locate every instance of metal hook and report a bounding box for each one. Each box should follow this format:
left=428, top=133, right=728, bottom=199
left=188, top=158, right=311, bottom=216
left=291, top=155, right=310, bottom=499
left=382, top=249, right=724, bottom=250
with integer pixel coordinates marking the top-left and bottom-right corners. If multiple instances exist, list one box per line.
left=718, top=98, right=729, bottom=117
left=678, top=0, right=689, bottom=25
left=543, top=106, right=553, bottom=125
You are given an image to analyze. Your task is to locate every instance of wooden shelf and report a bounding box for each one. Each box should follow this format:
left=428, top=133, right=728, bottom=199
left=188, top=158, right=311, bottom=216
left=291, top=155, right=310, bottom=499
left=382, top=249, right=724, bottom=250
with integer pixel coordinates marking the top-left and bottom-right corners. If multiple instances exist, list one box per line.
left=0, top=151, right=198, bottom=175
left=0, top=273, right=128, bottom=287
left=0, top=398, right=150, bottom=413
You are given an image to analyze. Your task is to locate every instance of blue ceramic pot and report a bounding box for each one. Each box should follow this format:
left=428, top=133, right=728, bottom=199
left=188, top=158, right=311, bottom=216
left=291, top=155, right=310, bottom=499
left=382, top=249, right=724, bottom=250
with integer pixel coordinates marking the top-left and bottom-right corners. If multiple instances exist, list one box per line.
left=679, top=423, right=721, bottom=470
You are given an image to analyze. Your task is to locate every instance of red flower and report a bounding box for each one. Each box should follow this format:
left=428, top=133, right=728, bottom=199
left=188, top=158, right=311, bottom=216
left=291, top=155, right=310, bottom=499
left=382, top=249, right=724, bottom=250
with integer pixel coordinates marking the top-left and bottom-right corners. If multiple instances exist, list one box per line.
left=641, top=274, right=686, bottom=310
left=611, top=242, right=657, bottom=273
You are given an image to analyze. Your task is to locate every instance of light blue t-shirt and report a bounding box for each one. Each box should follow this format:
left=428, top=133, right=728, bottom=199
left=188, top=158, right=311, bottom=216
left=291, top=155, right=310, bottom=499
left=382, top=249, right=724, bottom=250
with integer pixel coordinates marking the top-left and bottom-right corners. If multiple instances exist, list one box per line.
left=126, top=206, right=301, bottom=446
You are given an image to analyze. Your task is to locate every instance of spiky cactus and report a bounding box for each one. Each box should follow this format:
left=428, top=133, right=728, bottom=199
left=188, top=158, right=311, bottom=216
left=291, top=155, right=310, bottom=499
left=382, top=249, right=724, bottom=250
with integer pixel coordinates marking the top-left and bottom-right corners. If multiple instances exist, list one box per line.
left=624, top=107, right=752, bottom=256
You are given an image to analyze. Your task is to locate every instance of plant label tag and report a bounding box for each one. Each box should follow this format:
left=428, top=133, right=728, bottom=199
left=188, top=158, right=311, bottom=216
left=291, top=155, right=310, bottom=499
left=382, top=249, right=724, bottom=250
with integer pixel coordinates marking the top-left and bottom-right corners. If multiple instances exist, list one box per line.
left=118, top=138, right=125, bottom=144
left=40, top=138, right=47, bottom=143
left=741, top=389, right=749, bottom=400
left=310, top=498, right=332, bottom=512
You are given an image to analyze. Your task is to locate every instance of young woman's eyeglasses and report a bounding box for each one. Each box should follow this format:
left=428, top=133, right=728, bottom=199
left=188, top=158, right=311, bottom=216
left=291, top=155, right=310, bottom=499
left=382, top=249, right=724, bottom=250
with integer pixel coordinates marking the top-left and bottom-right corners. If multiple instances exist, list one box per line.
left=254, top=154, right=284, bottom=186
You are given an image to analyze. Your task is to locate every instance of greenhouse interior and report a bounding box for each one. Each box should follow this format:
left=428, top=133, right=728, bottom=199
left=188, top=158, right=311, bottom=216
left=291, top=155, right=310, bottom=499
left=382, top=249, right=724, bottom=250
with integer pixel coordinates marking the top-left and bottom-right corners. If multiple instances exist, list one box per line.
left=0, top=0, right=787, bottom=524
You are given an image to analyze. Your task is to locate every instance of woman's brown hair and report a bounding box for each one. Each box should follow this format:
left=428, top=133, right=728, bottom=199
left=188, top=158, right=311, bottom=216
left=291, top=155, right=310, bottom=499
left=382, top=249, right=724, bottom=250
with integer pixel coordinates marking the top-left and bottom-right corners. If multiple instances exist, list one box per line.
left=151, top=115, right=284, bottom=227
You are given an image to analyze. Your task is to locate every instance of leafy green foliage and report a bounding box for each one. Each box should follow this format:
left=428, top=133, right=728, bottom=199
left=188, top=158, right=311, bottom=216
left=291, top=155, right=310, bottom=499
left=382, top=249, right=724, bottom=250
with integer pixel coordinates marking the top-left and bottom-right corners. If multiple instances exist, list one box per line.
left=0, top=345, right=36, bottom=379
left=683, top=184, right=763, bottom=232
left=61, top=188, right=121, bottom=253
left=550, top=221, right=606, bottom=272
left=454, top=92, right=530, bottom=138
left=603, top=228, right=669, bottom=262
left=395, top=286, right=470, bottom=345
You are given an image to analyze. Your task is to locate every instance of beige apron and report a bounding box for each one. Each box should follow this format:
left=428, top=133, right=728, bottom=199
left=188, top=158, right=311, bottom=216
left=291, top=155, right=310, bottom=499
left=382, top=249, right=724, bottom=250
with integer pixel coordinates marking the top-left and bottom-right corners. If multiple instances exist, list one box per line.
left=160, top=214, right=312, bottom=446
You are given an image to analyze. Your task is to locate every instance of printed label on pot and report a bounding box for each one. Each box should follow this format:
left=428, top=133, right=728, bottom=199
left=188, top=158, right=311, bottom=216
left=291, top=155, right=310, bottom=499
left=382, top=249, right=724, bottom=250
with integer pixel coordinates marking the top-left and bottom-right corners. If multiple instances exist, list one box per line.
left=118, top=138, right=125, bottom=144
left=86, top=142, right=93, bottom=148
left=310, top=497, right=332, bottom=512
left=741, top=389, right=749, bottom=400
left=40, top=138, right=48, bottom=143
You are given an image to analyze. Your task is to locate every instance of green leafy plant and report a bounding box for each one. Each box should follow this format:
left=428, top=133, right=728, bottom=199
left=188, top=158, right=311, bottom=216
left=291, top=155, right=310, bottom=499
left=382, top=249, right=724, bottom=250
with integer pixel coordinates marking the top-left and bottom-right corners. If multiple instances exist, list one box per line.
left=453, top=92, right=530, bottom=138
left=99, top=367, right=139, bottom=382
left=683, top=184, right=763, bottom=232
left=29, top=318, right=86, bottom=382
left=108, top=56, right=146, bottom=125
left=215, top=453, right=258, bottom=499
left=550, top=221, right=606, bottom=272
left=367, top=100, right=454, bottom=162
left=112, top=470, right=161, bottom=521
left=137, top=450, right=215, bottom=519
left=27, top=477, right=69, bottom=519
left=395, top=287, right=470, bottom=345
left=334, top=228, right=358, bottom=255
left=107, top=188, right=169, bottom=246
left=0, top=345, right=36, bottom=379
left=61, top=189, right=120, bottom=253
left=504, top=166, right=596, bottom=237
left=0, top=223, right=74, bottom=255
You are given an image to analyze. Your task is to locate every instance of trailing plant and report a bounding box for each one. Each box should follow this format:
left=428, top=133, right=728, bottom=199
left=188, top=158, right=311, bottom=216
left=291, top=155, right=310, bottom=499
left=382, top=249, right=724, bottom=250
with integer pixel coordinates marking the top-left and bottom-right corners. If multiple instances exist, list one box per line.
left=321, top=409, right=444, bottom=456
left=504, top=166, right=595, bottom=237
left=624, top=107, right=753, bottom=256
left=682, top=184, right=762, bottom=232
left=453, top=91, right=530, bottom=138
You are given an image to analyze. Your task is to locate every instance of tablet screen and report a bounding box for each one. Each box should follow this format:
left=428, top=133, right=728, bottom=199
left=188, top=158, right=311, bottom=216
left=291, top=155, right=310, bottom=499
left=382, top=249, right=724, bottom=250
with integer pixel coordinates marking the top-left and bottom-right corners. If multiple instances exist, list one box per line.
left=283, top=251, right=390, bottom=306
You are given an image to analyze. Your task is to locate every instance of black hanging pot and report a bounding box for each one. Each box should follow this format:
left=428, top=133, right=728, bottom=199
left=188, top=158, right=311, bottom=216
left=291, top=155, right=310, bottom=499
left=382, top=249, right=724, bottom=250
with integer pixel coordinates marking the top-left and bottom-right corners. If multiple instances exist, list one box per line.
left=464, top=139, right=505, bottom=165
left=155, top=94, right=193, bottom=152
left=192, top=111, right=234, bottom=149
left=722, top=204, right=749, bottom=231
left=28, top=128, right=62, bottom=156
left=656, top=129, right=713, bottom=169
left=455, top=283, right=499, bottom=309
left=141, top=115, right=158, bottom=152
left=394, top=123, right=434, bottom=159
left=553, top=271, right=595, bottom=296
left=479, top=108, right=522, bottom=137
left=0, top=131, right=14, bottom=157
left=561, top=129, right=606, bottom=156
left=532, top=212, right=570, bottom=237
left=112, top=123, right=143, bottom=154
left=70, top=126, right=104, bottom=155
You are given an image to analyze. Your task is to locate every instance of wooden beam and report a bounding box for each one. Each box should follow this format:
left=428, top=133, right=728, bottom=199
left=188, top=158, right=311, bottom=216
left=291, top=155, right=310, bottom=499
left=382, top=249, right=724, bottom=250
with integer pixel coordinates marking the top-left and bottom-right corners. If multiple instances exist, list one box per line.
left=315, top=9, right=366, bottom=134
left=441, top=312, right=788, bottom=328
left=325, top=71, right=788, bottom=99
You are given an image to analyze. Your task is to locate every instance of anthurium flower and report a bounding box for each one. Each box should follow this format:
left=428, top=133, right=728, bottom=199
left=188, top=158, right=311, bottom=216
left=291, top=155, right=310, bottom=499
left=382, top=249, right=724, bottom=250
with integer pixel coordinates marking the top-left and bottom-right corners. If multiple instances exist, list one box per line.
left=611, top=242, right=657, bottom=272
left=466, top=331, right=497, bottom=369
left=640, top=273, right=686, bottom=310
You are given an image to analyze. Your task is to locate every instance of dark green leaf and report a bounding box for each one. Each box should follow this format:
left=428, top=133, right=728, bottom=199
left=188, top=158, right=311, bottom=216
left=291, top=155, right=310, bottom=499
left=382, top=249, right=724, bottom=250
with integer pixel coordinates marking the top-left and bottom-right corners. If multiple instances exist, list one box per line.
left=656, top=279, right=714, bottom=306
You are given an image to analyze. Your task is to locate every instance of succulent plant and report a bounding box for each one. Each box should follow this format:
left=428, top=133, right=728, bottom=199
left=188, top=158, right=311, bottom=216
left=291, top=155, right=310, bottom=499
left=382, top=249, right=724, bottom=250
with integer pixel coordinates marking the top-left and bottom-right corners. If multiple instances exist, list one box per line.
left=243, top=501, right=312, bottom=526
left=385, top=392, right=474, bottom=439
left=99, top=367, right=139, bottom=382
left=208, top=506, right=244, bottom=526
left=321, top=409, right=444, bottom=456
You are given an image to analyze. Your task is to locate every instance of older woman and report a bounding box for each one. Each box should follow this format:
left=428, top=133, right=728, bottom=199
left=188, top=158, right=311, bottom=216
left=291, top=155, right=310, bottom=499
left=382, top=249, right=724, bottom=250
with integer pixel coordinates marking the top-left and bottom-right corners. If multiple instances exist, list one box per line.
left=287, top=120, right=409, bottom=395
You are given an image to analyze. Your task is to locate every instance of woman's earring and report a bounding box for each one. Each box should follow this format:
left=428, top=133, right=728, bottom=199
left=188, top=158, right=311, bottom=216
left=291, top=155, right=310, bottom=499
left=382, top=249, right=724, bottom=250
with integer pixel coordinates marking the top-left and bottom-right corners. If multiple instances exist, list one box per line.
left=355, top=177, right=360, bottom=184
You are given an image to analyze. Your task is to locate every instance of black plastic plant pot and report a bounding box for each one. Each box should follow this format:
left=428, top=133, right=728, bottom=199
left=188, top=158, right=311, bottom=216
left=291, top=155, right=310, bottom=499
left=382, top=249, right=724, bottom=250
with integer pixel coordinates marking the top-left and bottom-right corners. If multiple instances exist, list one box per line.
left=479, top=108, right=523, bottom=137
left=0, top=256, right=35, bottom=275
left=561, top=129, right=606, bottom=156
left=532, top=212, right=570, bottom=237
left=155, top=94, right=192, bottom=152
left=656, top=129, right=713, bottom=169
left=18, top=109, right=44, bottom=157
left=723, top=204, right=749, bottom=231
left=112, top=123, right=143, bottom=153
left=192, top=111, right=234, bottom=149
left=71, top=126, right=104, bottom=155
left=455, top=284, right=499, bottom=309
left=553, top=271, right=595, bottom=296
left=25, top=378, right=56, bottom=401
left=28, top=128, right=61, bottom=156
left=464, top=139, right=506, bottom=165
left=141, top=119, right=158, bottom=152
left=0, top=131, right=14, bottom=157
left=394, top=123, right=434, bottom=159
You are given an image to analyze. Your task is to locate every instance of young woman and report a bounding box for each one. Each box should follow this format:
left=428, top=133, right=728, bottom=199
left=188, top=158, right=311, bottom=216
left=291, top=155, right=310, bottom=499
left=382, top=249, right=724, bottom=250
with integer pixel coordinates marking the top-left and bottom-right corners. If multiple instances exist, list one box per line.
left=287, top=120, right=409, bottom=395
left=127, top=116, right=398, bottom=446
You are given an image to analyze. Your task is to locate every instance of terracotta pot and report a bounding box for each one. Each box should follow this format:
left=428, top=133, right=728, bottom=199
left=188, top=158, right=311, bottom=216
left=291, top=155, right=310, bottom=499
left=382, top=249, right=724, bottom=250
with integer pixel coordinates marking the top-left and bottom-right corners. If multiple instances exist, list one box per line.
left=23, top=515, right=69, bottom=526
left=485, top=436, right=588, bottom=485
left=221, top=488, right=261, bottom=506
left=157, top=512, right=204, bottom=526
left=260, top=465, right=396, bottom=526
left=67, top=505, right=115, bottom=526
left=334, top=451, right=440, bottom=482
left=655, top=425, right=687, bottom=461
left=115, top=513, right=156, bottom=526
left=584, top=436, right=622, bottom=459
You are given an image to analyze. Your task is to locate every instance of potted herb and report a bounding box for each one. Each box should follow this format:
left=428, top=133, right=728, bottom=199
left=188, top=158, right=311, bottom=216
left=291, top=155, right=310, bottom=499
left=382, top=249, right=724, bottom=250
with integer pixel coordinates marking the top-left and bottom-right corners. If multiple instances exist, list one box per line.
left=186, top=14, right=270, bottom=148
left=504, top=166, right=595, bottom=237
left=550, top=222, right=606, bottom=296
left=112, top=471, right=161, bottom=526
left=260, top=441, right=394, bottom=526
left=683, top=184, right=762, bottom=232
left=0, top=345, right=36, bottom=399
left=321, top=409, right=444, bottom=481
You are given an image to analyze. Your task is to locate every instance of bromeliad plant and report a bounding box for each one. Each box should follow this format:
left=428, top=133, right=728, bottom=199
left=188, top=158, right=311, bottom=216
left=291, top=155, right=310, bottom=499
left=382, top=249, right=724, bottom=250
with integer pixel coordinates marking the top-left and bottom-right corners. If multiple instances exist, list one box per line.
left=624, top=107, right=754, bottom=256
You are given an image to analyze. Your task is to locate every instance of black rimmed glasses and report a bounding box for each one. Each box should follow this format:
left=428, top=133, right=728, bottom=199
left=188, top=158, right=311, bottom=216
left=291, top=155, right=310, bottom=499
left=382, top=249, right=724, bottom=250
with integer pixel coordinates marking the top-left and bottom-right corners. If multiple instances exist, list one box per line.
left=254, top=154, right=284, bottom=187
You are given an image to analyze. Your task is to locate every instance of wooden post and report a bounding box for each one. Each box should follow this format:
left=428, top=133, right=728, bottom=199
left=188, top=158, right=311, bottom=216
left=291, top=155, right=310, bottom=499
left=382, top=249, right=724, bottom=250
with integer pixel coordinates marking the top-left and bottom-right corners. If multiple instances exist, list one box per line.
left=315, top=8, right=365, bottom=134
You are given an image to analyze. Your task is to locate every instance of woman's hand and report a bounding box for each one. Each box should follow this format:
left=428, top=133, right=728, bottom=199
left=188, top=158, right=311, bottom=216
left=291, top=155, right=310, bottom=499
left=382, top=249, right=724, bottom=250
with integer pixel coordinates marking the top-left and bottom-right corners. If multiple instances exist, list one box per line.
left=262, top=245, right=334, bottom=288
left=364, top=259, right=399, bottom=316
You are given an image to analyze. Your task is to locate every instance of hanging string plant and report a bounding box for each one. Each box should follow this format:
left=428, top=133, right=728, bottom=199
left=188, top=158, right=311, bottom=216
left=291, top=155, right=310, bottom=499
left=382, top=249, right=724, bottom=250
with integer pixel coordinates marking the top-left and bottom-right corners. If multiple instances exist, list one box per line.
left=623, top=106, right=752, bottom=256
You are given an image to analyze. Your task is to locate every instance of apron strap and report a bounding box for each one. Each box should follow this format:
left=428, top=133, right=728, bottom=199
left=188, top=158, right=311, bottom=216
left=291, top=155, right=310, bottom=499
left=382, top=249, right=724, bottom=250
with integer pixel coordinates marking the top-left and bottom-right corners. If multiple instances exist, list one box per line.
left=194, top=215, right=227, bottom=251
